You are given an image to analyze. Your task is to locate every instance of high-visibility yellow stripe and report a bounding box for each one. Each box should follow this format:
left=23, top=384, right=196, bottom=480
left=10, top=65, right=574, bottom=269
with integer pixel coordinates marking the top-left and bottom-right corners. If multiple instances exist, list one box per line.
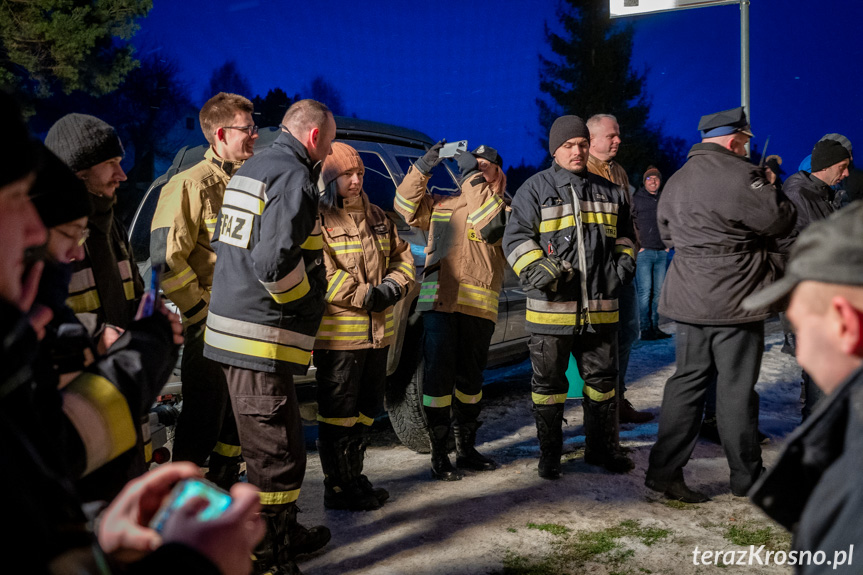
left=325, top=270, right=349, bottom=302
left=260, top=259, right=307, bottom=297
left=207, top=313, right=316, bottom=349
left=301, top=233, right=324, bottom=251
left=205, top=329, right=312, bottom=366
left=271, top=273, right=310, bottom=304
left=213, top=442, right=242, bottom=458
left=431, top=211, right=452, bottom=223
left=532, top=392, right=567, bottom=405
left=67, top=290, right=101, bottom=313
left=539, top=215, right=576, bottom=233
left=468, top=194, right=503, bottom=225
left=526, top=309, right=579, bottom=326
left=329, top=240, right=363, bottom=254
left=423, top=394, right=452, bottom=408
left=589, top=311, right=619, bottom=324
left=457, top=283, right=498, bottom=314
left=259, top=489, right=300, bottom=505
left=162, top=265, right=196, bottom=295
left=615, top=245, right=635, bottom=259
left=391, top=261, right=416, bottom=280
left=224, top=189, right=264, bottom=215
left=63, top=373, right=136, bottom=475
left=583, top=386, right=615, bottom=402
left=357, top=413, right=374, bottom=426
left=582, top=212, right=617, bottom=226
left=316, top=315, right=369, bottom=341
left=122, top=280, right=135, bottom=301
left=317, top=414, right=358, bottom=427
left=455, top=389, right=482, bottom=404
left=395, top=192, right=417, bottom=214
left=375, top=238, right=391, bottom=252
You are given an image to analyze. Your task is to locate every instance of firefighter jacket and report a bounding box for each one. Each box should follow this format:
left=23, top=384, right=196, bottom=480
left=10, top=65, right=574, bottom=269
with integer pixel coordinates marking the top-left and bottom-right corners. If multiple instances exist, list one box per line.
left=394, top=165, right=507, bottom=323
left=316, top=191, right=415, bottom=350
left=204, top=131, right=326, bottom=376
left=150, top=148, right=244, bottom=326
left=503, top=162, right=637, bottom=335
left=587, top=154, right=640, bottom=250
left=67, top=194, right=144, bottom=329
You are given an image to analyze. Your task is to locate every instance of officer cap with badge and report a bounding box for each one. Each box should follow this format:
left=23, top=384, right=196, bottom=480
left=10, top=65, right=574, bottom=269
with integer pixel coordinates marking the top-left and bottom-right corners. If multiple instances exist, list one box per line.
left=471, top=145, right=503, bottom=167
left=698, top=106, right=754, bottom=139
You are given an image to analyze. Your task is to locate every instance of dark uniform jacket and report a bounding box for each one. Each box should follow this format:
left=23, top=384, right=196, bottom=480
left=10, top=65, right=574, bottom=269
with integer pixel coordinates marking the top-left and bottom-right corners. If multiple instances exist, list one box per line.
left=503, top=162, right=637, bottom=335
left=777, top=170, right=837, bottom=254
left=204, top=131, right=326, bottom=375
left=657, top=143, right=796, bottom=325
left=631, top=187, right=664, bottom=251
left=750, top=365, right=863, bottom=574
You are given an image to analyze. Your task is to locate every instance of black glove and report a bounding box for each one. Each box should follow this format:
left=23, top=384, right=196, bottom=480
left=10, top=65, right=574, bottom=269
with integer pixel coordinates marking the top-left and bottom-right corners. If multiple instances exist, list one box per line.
left=520, top=257, right=562, bottom=291
left=415, top=139, right=446, bottom=175
left=455, top=150, right=479, bottom=179
left=616, top=255, right=636, bottom=286
left=362, top=278, right=402, bottom=313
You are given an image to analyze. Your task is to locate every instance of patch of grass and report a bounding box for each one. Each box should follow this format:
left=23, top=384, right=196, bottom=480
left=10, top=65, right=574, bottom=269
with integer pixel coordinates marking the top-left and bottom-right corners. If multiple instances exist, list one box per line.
left=526, top=522, right=571, bottom=536
left=663, top=499, right=698, bottom=510
left=722, top=521, right=790, bottom=551
left=638, top=568, right=653, bottom=574
left=501, top=550, right=558, bottom=575
left=507, top=527, right=517, bottom=533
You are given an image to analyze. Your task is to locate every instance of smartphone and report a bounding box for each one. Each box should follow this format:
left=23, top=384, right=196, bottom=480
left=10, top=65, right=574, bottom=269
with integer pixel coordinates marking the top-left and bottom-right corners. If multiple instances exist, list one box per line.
left=438, top=140, right=468, bottom=159
left=149, top=478, right=232, bottom=533
left=140, top=263, right=163, bottom=318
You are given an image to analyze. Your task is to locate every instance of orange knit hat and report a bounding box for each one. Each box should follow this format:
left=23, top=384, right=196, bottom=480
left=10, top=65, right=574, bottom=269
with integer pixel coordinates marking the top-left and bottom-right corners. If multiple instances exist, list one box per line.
left=323, top=142, right=364, bottom=186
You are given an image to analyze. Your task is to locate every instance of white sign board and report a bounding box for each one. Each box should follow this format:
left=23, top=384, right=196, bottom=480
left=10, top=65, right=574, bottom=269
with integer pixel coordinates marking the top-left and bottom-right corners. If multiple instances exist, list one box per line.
left=610, top=0, right=739, bottom=18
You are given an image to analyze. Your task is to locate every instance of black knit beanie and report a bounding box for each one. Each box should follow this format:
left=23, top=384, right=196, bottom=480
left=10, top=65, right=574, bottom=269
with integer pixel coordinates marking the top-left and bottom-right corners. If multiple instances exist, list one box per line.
left=811, top=140, right=851, bottom=173
left=1, top=91, right=40, bottom=188
left=29, top=144, right=92, bottom=228
left=549, top=115, right=590, bottom=155
left=45, top=113, right=124, bottom=172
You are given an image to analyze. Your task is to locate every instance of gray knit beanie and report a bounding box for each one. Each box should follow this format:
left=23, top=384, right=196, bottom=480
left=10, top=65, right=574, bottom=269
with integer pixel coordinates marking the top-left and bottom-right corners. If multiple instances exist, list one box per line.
left=549, top=115, right=590, bottom=155
left=45, top=113, right=124, bottom=172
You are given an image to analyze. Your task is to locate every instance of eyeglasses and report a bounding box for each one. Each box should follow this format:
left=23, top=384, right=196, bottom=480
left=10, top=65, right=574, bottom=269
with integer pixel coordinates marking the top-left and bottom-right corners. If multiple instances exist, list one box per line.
left=54, top=226, right=90, bottom=246
left=223, top=124, right=259, bottom=136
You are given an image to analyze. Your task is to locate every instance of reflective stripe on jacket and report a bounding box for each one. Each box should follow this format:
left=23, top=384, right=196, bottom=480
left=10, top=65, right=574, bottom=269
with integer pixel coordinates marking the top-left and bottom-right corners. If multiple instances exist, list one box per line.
left=394, top=166, right=506, bottom=322
left=316, top=191, right=415, bottom=350
left=150, top=148, right=243, bottom=326
left=204, top=131, right=326, bottom=375
left=503, top=162, right=636, bottom=335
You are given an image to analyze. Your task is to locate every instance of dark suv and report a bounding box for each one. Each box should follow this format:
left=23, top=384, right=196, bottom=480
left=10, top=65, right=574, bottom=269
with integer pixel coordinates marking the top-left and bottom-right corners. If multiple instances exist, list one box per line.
left=128, top=117, right=529, bottom=452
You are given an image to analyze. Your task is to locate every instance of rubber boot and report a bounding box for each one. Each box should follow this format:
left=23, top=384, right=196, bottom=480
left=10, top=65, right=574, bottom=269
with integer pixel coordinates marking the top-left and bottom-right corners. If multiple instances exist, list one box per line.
left=454, top=421, right=497, bottom=471
left=583, top=397, right=634, bottom=473
left=532, top=403, right=564, bottom=480
left=253, top=507, right=303, bottom=575
left=429, top=425, right=463, bottom=481
left=347, top=436, right=389, bottom=505
left=317, top=438, right=380, bottom=511
left=204, top=452, right=242, bottom=490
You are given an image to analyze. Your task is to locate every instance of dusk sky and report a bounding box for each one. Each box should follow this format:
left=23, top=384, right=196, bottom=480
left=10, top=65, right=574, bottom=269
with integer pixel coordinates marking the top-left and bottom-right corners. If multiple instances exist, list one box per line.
left=136, top=0, right=862, bottom=172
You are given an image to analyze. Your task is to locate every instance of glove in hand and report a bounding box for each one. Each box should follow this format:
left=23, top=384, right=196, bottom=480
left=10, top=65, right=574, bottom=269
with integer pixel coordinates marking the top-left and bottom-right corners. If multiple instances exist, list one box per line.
left=616, top=255, right=636, bottom=286
left=521, top=257, right=562, bottom=291
left=415, top=139, right=446, bottom=175
left=363, top=278, right=402, bottom=313
left=455, top=150, right=479, bottom=178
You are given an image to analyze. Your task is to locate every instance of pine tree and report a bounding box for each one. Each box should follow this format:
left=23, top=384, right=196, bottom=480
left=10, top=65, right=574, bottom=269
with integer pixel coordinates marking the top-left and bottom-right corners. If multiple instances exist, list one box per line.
left=538, top=0, right=684, bottom=178
left=0, top=0, right=151, bottom=100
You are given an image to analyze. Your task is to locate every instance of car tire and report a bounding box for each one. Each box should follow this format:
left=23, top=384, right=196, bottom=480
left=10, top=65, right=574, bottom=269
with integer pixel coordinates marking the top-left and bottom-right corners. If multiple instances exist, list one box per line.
left=386, top=355, right=431, bottom=453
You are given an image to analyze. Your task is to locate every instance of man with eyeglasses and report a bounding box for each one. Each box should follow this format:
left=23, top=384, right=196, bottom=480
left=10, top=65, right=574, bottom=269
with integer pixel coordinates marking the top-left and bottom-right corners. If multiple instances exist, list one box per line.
left=150, top=92, right=258, bottom=490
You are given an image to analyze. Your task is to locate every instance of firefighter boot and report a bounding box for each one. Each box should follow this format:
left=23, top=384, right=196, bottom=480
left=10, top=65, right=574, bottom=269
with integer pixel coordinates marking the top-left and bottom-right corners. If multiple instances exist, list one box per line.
left=348, top=436, right=389, bottom=505
left=204, top=452, right=242, bottom=490
left=283, top=502, right=331, bottom=558
left=532, top=403, right=564, bottom=480
left=429, top=425, right=463, bottom=481
left=317, top=438, right=380, bottom=511
left=583, top=397, right=634, bottom=473
left=253, top=507, right=303, bottom=575
left=453, top=421, right=497, bottom=471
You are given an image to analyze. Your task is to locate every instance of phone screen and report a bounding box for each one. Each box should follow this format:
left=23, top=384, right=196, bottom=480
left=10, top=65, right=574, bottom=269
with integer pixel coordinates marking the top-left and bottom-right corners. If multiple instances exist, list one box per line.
left=439, top=140, right=468, bottom=159
left=149, top=478, right=232, bottom=533
left=140, top=264, right=163, bottom=318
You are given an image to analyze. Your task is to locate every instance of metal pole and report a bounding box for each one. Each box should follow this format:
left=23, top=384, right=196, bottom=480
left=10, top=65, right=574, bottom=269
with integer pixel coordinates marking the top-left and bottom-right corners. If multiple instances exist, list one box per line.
left=741, top=0, right=751, bottom=155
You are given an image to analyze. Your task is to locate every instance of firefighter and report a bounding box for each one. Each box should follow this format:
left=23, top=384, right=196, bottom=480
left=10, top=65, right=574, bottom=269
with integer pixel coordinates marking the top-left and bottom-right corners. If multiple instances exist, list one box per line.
left=314, top=142, right=415, bottom=510
left=394, top=142, right=508, bottom=481
left=503, top=115, right=637, bottom=479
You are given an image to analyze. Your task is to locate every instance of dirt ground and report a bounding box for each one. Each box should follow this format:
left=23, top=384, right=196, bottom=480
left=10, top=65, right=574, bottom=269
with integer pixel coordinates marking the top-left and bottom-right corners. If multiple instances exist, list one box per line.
left=291, top=319, right=804, bottom=575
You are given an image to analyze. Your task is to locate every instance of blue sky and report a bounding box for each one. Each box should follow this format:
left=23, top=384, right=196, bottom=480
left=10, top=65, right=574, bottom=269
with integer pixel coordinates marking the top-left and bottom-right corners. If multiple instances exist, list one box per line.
left=136, top=0, right=863, bottom=171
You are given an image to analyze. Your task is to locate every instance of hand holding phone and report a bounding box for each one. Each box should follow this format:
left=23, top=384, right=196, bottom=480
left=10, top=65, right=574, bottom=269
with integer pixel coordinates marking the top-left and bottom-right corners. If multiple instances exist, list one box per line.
left=439, top=140, right=468, bottom=159
left=149, top=478, right=232, bottom=533
left=139, top=264, right=163, bottom=319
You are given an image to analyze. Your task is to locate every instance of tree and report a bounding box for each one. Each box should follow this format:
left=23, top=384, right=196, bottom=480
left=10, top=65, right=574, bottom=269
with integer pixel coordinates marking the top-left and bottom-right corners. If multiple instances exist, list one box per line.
left=538, top=0, right=684, bottom=178
left=205, top=60, right=252, bottom=102
left=252, top=88, right=299, bottom=127
left=0, top=0, right=151, bottom=100
left=308, top=76, right=345, bottom=116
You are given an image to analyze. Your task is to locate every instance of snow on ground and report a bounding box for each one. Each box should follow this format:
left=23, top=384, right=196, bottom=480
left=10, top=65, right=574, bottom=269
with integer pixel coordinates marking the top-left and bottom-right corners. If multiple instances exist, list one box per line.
left=296, top=319, right=805, bottom=574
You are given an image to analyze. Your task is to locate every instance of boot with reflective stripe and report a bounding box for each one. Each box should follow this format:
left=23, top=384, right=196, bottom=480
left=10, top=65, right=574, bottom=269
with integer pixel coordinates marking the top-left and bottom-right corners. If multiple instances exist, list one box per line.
left=532, top=404, right=564, bottom=480
left=348, top=437, right=389, bottom=505
left=583, top=397, right=634, bottom=473
left=453, top=421, right=497, bottom=471
left=317, top=438, right=380, bottom=511
left=429, top=425, right=463, bottom=481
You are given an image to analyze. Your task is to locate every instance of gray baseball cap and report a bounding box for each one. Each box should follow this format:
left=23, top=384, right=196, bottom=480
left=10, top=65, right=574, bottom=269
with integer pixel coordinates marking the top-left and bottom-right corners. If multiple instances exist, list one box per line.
left=743, top=202, right=863, bottom=310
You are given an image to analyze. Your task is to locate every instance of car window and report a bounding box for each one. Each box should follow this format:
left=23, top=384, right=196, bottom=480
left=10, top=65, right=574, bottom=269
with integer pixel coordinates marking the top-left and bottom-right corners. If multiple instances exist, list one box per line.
left=357, top=151, right=397, bottom=212
left=394, top=155, right=460, bottom=196
left=129, top=182, right=163, bottom=261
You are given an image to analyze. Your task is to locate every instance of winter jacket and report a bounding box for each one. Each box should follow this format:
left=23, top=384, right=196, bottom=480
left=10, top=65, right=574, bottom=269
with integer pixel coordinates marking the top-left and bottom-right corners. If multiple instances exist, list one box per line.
left=150, top=148, right=244, bottom=326
left=204, top=131, right=326, bottom=375
left=777, top=170, right=837, bottom=254
left=657, top=143, right=796, bottom=324
left=588, top=154, right=640, bottom=249
left=316, top=191, right=415, bottom=350
left=503, top=162, right=637, bottom=335
left=750, top=365, right=863, bottom=574
left=67, top=195, right=144, bottom=329
left=631, top=187, right=665, bottom=250
left=394, top=166, right=507, bottom=323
